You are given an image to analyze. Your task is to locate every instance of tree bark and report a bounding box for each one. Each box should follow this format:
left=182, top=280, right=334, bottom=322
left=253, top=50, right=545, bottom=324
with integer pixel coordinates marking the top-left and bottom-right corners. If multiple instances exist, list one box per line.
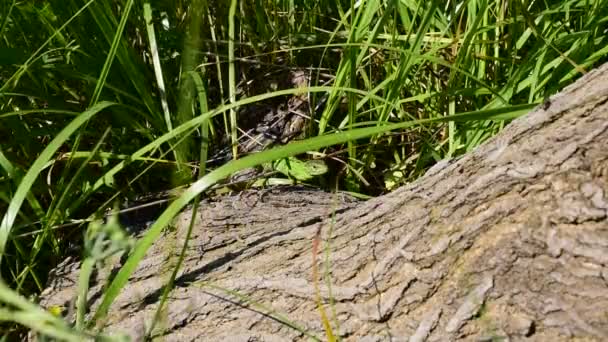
left=40, top=62, right=608, bottom=341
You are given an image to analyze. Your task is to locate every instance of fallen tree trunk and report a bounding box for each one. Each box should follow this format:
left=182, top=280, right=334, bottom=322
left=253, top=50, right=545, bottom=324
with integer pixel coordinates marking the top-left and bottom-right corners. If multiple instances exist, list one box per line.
left=40, top=62, right=608, bottom=341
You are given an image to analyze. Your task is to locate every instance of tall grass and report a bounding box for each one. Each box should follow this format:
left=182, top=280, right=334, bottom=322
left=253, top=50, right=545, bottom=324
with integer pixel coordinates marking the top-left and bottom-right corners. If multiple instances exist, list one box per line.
left=1, top=0, right=607, bottom=338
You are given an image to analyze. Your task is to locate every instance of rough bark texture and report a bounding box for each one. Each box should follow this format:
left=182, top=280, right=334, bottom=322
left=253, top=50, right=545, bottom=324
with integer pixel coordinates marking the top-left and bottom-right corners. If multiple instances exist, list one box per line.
left=40, top=62, right=608, bottom=341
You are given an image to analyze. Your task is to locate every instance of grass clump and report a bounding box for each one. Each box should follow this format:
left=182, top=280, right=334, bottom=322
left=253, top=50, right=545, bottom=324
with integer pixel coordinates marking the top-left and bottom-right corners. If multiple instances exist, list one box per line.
left=1, top=0, right=607, bottom=339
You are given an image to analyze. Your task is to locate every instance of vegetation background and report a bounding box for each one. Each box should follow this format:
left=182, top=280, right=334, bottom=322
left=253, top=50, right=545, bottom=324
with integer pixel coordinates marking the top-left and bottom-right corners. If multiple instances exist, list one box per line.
left=0, top=0, right=607, bottom=339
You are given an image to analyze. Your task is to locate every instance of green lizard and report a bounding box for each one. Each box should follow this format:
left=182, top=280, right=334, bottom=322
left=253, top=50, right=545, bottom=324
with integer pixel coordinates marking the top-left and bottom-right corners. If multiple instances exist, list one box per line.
left=268, top=157, right=328, bottom=181
left=250, top=157, right=328, bottom=187
left=212, top=157, right=328, bottom=194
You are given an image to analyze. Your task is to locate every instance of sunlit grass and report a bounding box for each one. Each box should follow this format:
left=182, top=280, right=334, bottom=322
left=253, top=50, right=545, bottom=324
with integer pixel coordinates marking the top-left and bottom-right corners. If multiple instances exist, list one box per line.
left=1, top=0, right=607, bottom=339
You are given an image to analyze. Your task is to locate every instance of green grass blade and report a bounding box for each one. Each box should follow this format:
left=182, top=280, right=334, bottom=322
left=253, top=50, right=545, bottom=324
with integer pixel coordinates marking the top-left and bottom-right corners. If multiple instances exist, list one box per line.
left=143, top=2, right=172, bottom=130
left=145, top=70, right=210, bottom=338
left=0, top=101, right=114, bottom=265
left=80, top=86, right=394, bottom=199
left=89, top=0, right=135, bottom=105
left=228, top=0, right=238, bottom=159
